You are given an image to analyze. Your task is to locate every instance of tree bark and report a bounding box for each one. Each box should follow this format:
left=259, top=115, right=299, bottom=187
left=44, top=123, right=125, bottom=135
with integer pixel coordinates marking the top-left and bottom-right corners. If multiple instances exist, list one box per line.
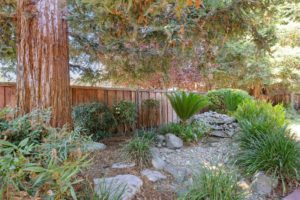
left=16, top=0, right=71, bottom=127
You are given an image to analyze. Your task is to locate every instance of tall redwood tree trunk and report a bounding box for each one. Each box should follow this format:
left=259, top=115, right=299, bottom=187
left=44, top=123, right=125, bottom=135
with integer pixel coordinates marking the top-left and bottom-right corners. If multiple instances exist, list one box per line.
left=16, top=0, right=71, bottom=127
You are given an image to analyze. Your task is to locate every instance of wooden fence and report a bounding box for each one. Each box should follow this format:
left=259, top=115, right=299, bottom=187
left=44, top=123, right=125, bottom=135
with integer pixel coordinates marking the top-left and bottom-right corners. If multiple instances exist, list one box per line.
left=0, top=83, right=183, bottom=127
left=0, top=82, right=299, bottom=128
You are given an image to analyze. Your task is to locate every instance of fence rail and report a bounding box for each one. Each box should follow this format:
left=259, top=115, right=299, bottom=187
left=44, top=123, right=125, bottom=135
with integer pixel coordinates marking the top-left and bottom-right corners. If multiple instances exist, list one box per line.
left=0, top=82, right=299, bottom=128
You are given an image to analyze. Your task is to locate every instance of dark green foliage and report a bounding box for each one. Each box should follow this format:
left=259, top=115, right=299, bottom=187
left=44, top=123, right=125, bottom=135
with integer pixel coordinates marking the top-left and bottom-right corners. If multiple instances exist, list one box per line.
left=181, top=167, right=244, bottom=200
left=159, top=121, right=209, bottom=143
left=235, top=99, right=286, bottom=138
left=112, top=101, right=137, bottom=132
left=236, top=128, right=300, bottom=190
left=167, top=91, right=208, bottom=124
left=72, top=102, right=116, bottom=140
left=123, top=136, right=153, bottom=167
left=0, top=109, right=51, bottom=145
left=235, top=99, right=299, bottom=193
left=207, top=88, right=252, bottom=113
left=0, top=110, right=90, bottom=199
left=134, top=129, right=157, bottom=142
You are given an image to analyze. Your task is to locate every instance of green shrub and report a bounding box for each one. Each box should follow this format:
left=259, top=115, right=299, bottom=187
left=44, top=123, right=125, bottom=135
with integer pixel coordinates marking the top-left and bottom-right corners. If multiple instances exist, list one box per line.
left=236, top=128, right=300, bottom=192
left=0, top=109, right=51, bottom=145
left=181, top=167, right=244, bottom=200
left=72, top=102, right=116, bottom=140
left=159, top=121, right=209, bottom=143
left=207, top=88, right=252, bottom=113
left=235, top=99, right=286, bottom=138
left=134, top=129, right=157, bottom=142
left=0, top=131, right=90, bottom=199
left=123, top=136, right=153, bottom=167
left=0, top=107, right=11, bottom=132
left=167, top=91, right=208, bottom=124
left=112, top=101, right=137, bottom=133
left=0, top=110, right=91, bottom=199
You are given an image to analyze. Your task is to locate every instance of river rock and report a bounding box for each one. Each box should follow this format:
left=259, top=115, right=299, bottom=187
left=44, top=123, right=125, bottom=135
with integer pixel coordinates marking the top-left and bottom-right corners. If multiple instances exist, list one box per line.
left=141, top=169, right=166, bottom=182
left=112, top=162, right=136, bottom=169
left=83, top=142, right=106, bottom=152
left=94, top=174, right=143, bottom=200
left=165, top=134, right=183, bottom=149
left=251, top=172, right=278, bottom=196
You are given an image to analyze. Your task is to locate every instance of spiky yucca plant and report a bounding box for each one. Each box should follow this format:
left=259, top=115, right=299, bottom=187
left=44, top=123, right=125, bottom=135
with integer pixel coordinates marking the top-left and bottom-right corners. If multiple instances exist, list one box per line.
left=167, top=91, right=209, bottom=124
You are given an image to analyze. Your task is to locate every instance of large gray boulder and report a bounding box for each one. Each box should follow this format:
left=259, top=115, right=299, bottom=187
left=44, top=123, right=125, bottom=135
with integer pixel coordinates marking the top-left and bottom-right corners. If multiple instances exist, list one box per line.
left=94, top=174, right=143, bottom=200
left=251, top=172, right=278, bottom=196
left=141, top=169, right=166, bottom=182
left=165, top=134, right=183, bottom=149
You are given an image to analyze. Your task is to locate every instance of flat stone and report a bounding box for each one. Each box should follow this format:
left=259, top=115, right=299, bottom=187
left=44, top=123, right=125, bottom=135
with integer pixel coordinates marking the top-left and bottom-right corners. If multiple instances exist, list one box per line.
left=112, top=162, right=135, bottom=169
left=150, top=148, right=167, bottom=169
left=284, top=189, right=300, bottom=200
left=165, top=134, right=183, bottom=149
left=83, top=142, right=106, bottom=152
left=163, top=163, right=190, bottom=183
left=210, top=131, right=229, bottom=138
left=141, top=169, right=166, bottom=182
left=94, top=174, right=143, bottom=200
left=251, top=172, right=278, bottom=196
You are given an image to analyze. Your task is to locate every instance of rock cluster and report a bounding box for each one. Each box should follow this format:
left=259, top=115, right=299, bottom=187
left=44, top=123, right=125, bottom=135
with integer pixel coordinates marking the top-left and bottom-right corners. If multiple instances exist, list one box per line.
left=193, top=111, right=240, bottom=138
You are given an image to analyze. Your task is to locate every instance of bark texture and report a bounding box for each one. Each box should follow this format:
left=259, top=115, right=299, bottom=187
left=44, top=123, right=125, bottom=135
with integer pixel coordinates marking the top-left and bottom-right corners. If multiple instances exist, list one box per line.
left=16, top=0, right=71, bottom=127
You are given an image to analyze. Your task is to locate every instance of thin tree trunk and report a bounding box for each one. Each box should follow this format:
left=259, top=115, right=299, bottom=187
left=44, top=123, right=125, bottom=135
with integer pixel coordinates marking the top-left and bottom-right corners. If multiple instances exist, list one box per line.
left=16, top=0, right=71, bottom=127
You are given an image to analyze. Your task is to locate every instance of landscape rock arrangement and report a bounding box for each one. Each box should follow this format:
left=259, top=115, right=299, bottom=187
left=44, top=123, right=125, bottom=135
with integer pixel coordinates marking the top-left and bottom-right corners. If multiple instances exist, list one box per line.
left=193, top=111, right=240, bottom=138
left=90, top=112, right=293, bottom=200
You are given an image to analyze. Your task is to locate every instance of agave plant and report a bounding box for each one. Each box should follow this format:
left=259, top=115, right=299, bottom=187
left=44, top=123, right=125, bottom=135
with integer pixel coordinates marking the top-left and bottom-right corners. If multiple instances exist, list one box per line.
left=167, top=91, right=209, bottom=124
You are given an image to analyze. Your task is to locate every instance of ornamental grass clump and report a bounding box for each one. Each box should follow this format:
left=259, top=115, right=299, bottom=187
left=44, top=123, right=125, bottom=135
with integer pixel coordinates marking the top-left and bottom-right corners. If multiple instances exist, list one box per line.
left=180, top=167, right=245, bottom=200
left=123, top=136, right=153, bottom=167
left=236, top=127, right=300, bottom=193
left=167, top=91, right=208, bottom=124
left=234, top=100, right=300, bottom=193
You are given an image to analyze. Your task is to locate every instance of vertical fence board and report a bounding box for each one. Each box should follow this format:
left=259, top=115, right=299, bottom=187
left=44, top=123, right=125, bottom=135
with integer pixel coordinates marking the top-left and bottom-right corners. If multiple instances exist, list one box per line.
left=0, top=86, right=5, bottom=108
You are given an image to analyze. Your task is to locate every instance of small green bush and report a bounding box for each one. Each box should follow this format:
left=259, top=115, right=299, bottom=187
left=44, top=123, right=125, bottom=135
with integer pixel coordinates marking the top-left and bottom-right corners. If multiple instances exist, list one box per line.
left=0, top=112, right=90, bottom=200
left=235, top=99, right=286, bottom=138
left=159, top=121, right=209, bottom=143
left=0, top=109, right=51, bottom=145
left=72, top=102, right=116, bottom=140
left=123, top=136, right=153, bottom=167
left=236, top=128, right=300, bottom=192
left=181, top=167, right=244, bottom=200
left=207, top=88, right=252, bottom=113
left=167, top=91, right=209, bottom=124
left=112, top=101, right=137, bottom=133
